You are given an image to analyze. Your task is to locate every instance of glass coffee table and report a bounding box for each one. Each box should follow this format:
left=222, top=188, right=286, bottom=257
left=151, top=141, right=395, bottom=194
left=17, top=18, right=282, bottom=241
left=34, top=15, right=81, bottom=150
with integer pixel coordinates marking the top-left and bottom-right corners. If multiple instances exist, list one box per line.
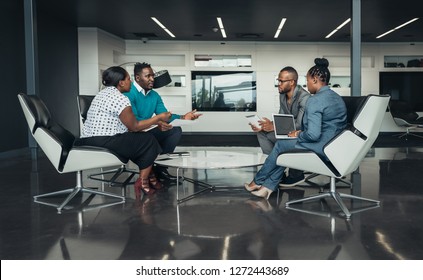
left=155, top=150, right=267, bottom=203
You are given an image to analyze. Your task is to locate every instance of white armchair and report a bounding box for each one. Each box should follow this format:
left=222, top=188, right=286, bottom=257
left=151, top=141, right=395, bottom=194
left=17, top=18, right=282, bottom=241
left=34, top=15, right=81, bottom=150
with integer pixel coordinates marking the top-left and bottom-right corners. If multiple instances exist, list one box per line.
left=18, top=93, right=126, bottom=213
left=277, top=95, right=390, bottom=219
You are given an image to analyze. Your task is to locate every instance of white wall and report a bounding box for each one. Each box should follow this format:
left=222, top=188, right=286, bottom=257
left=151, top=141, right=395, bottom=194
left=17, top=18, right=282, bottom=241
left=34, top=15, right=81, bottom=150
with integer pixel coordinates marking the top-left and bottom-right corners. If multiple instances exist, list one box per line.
left=78, top=28, right=423, bottom=133
left=78, top=28, right=125, bottom=96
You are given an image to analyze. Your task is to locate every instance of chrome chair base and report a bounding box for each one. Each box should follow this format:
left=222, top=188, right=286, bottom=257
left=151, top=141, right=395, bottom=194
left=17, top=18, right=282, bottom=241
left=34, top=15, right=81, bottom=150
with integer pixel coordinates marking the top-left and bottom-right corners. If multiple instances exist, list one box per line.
left=34, top=171, right=125, bottom=213
left=392, top=126, right=423, bottom=140
left=285, top=177, right=379, bottom=219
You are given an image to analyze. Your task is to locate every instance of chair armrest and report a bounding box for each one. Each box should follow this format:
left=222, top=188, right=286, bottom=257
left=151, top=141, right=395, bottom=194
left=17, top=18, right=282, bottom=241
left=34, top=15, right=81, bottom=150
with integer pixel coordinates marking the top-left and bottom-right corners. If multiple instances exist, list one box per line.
left=61, top=146, right=128, bottom=173
left=277, top=150, right=337, bottom=177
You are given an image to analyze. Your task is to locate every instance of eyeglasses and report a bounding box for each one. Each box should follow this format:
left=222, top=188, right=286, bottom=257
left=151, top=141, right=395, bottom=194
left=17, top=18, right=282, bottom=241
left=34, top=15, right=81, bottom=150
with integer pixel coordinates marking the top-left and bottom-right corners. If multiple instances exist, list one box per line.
left=277, top=79, right=293, bottom=84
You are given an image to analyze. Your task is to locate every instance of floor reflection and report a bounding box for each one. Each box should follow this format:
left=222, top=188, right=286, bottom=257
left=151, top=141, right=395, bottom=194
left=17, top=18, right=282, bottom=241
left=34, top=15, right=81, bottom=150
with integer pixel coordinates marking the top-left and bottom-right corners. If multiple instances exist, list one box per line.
left=1, top=146, right=423, bottom=259
left=45, top=207, right=130, bottom=259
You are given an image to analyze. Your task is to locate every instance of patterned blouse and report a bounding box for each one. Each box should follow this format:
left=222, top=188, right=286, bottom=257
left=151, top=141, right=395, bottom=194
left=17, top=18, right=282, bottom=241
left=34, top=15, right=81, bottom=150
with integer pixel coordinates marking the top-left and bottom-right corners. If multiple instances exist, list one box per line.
left=81, top=87, right=131, bottom=138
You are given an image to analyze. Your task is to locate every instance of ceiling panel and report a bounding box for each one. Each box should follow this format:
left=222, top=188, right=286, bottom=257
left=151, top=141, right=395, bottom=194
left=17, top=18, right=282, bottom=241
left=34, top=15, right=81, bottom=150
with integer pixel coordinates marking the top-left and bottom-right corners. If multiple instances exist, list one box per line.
left=36, top=0, right=423, bottom=43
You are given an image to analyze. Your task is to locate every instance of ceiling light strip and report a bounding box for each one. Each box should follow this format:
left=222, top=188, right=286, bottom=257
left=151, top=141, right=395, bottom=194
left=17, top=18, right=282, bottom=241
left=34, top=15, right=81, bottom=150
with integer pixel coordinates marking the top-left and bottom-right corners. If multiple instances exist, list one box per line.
left=376, top=18, right=419, bottom=39
left=325, top=18, right=351, bottom=38
left=151, top=17, right=175, bottom=38
left=274, top=18, right=287, bottom=38
left=217, top=17, right=227, bottom=38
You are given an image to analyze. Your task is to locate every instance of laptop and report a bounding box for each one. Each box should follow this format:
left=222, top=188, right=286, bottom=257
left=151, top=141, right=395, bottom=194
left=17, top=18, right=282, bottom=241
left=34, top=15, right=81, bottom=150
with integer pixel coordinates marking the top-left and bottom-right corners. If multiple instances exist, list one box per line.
left=272, top=113, right=296, bottom=139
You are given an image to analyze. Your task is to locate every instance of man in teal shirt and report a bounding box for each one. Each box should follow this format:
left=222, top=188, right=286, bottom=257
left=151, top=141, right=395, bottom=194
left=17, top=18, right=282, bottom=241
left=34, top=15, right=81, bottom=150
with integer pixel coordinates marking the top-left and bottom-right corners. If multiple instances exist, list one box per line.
left=124, top=62, right=200, bottom=180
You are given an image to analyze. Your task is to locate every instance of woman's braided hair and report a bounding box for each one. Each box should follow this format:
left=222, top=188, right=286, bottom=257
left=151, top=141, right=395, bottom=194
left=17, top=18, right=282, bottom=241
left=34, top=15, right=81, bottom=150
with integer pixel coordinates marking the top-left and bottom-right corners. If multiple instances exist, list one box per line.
left=308, top=58, right=331, bottom=85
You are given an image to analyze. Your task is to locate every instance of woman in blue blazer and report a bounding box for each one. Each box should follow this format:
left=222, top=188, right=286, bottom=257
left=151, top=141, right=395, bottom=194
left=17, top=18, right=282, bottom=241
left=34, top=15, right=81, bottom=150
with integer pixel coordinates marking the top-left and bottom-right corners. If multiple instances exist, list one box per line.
left=245, top=58, right=347, bottom=199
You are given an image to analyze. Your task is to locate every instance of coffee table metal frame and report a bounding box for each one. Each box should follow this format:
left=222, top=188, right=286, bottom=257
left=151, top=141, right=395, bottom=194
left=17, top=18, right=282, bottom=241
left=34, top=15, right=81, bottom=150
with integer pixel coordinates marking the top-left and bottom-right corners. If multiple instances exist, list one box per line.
left=155, top=150, right=266, bottom=203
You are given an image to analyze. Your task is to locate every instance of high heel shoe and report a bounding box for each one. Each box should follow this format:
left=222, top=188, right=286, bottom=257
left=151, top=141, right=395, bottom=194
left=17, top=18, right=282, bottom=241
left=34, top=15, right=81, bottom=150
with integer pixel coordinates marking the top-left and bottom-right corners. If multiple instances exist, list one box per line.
left=134, top=178, right=155, bottom=198
left=251, top=186, right=273, bottom=199
left=149, top=173, right=163, bottom=190
left=244, top=182, right=261, bottom=192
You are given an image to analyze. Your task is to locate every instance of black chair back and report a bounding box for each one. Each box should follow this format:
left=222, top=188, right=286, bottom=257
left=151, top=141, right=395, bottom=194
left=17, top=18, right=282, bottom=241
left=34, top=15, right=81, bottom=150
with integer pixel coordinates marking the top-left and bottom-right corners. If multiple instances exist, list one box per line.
left=19, top=93, right=75, bottom=171
left=20, top=93, right=52, bottom=134
left=77, top=95, right=95, bottom=123
left=342, top=96, right=367, bottom=125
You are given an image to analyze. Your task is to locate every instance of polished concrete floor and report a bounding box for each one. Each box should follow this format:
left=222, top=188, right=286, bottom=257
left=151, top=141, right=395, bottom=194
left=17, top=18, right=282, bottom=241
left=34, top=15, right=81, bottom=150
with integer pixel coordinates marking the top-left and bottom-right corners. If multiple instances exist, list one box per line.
left=1, top=145, right=423, bottom=260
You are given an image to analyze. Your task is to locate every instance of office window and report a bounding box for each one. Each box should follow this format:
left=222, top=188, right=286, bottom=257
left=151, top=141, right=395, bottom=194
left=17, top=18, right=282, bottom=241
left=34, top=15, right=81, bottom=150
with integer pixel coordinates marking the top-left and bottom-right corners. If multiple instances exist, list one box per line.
left=192, top=71, right=257, bottom=112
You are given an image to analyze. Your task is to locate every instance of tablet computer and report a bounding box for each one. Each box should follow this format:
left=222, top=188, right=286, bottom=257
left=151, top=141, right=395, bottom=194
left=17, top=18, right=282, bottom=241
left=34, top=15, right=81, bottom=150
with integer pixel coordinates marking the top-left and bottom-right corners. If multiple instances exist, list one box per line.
left=273, top=113, right=296, bottom=139
left=246, top=114, right=261, bottom=128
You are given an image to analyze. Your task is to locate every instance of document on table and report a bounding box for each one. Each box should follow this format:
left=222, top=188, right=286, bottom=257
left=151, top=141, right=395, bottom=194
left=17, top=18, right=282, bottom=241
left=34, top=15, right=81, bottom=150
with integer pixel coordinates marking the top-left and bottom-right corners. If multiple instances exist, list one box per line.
left=142, top=124, right=158, bottom=132
left=166, top=151, right=190, bottom=158
left=170, top=119, right=198, bottom=126
left=156, top=151, right=190, bottom=161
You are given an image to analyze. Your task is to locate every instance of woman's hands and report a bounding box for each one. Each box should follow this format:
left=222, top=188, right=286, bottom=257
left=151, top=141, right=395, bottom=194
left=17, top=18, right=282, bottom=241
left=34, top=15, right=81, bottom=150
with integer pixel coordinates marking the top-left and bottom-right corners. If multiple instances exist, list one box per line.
left=157, top=121, right=172, bottom=131
left=155, top=112, right=172, bottom=131
left=120, top=107, right=172, bottom=132
left=288, top=130, right=301, bottom=138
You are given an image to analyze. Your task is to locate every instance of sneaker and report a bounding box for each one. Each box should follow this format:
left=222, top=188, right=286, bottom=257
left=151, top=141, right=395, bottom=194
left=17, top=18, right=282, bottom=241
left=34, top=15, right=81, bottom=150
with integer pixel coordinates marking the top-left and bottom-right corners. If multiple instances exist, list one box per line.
left=279, top=173, right=305, bottom=187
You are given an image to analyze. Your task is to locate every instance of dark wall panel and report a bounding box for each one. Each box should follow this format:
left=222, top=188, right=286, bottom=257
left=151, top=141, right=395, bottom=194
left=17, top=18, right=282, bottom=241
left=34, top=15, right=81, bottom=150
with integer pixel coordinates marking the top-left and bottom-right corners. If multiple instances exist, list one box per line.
left=37, top=7, right=79, bottom=137
left=0, top=0, right=28, bottom=153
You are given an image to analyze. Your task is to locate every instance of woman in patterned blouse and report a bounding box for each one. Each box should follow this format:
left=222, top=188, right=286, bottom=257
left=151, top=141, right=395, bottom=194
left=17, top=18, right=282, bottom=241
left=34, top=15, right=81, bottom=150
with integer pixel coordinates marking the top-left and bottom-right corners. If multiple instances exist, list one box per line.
left=76, top=66, right=171, bottom=197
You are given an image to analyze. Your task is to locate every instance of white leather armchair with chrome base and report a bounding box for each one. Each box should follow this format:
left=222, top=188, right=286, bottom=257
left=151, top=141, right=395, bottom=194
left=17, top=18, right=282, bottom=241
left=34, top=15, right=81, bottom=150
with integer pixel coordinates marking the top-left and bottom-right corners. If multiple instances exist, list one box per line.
left=18, top=93, right=126, bottom=213
left=277, top=95, right=390, bottom=219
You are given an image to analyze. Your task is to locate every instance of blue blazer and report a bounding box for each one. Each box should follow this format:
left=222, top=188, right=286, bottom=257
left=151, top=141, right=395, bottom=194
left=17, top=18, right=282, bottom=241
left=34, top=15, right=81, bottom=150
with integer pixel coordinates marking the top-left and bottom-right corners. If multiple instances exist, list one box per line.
left=296, top=86, right=347, bottom=159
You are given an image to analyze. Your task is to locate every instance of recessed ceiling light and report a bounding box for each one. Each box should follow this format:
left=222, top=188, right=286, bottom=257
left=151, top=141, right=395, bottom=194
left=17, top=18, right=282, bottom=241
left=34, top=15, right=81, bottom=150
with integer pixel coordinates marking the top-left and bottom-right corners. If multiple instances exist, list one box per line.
left=274, top=18, right=287, bottom=38
left=325, top=18, right=351, bottom=39
left=151, top=17, right=175, bottom=38
left=217, top=17, right=227, bottom=38
left=376, top=18, right=419, bottom=39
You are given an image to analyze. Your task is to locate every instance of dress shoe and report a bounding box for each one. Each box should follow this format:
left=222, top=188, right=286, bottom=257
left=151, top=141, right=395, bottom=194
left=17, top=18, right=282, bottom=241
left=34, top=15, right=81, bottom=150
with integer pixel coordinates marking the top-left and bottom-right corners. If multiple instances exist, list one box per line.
left=157, top=169, right=177, bottom=181
left=251, top=186, right=273, bottom=199
left=244, top=182, right=261, bottom=192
